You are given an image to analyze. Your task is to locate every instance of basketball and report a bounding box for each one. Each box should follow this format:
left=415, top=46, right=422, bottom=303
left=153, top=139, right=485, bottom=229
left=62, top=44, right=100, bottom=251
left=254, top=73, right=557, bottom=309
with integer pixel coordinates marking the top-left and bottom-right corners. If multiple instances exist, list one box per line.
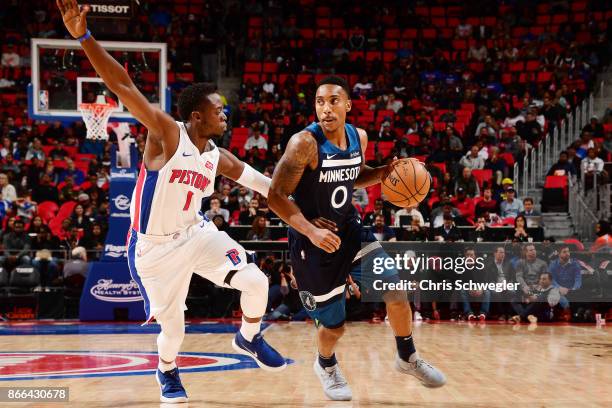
left=382, top=159, right=431, bottom=207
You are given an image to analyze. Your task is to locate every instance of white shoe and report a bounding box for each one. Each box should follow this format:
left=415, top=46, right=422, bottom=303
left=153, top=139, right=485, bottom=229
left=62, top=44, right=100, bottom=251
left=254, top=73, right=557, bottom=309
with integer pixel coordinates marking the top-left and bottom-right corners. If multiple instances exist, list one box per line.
left=313, top=359, right=352, bottom=401
left=395, top=355, right=446, bottom=388
left=414, top=311, right=423, bottom=321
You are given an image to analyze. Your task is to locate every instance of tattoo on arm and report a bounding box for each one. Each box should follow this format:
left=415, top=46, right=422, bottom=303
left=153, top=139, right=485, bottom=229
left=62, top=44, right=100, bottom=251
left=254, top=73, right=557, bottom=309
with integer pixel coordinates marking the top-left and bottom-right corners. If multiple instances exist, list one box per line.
left=268, top=132, right=318, bottom=236
left=272, top=132, right=317, bottom=195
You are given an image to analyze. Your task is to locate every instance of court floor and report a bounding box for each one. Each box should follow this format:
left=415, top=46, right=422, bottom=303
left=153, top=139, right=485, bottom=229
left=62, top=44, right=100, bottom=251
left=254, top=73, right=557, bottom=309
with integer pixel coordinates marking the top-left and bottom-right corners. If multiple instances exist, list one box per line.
left=0, top=320, right=610, bottom=407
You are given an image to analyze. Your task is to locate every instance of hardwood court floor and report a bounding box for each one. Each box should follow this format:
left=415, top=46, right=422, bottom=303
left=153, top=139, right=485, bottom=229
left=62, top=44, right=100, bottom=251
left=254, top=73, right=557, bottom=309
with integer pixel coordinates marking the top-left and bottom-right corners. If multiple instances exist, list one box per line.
left=1, top=321, right=610, bottom=407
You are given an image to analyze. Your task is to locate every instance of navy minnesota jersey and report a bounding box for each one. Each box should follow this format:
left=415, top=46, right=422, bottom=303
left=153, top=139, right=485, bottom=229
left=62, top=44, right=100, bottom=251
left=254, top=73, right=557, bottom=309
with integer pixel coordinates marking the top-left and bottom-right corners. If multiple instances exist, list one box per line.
left=291, top=122, right=362, bottom=229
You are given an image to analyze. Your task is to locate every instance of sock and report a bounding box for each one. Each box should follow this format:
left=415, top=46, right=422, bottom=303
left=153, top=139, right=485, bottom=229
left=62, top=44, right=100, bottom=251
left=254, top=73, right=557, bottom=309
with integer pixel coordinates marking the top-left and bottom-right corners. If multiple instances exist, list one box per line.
left=318, top=353, right=337, bottom=369
left=239, top=317, right=260, bottom=342
left=395, top=335, right=417, bottom=363
left=158, top=359, right=177, bottom=373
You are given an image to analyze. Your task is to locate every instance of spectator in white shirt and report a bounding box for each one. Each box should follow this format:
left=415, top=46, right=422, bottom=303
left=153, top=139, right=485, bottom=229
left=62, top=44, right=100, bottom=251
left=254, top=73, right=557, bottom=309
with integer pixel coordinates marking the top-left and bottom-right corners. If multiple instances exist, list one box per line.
left=244, top=126, right=268, bottom=151
left=581, top=148, right=608, bottom=185
left=1, top=45, right=20, bottom=67
left=353, top=76, right=373, bottom=97
left=474, top=115, right=498, bottom=138
left=386, top=94, right=403, bottom=113
left=456, top=19, right=473, bottom=38
left=581, top=148, right=604, bottom=174
left=460, top=146, right=485, bottom=170
left=262, top=75, right=275, bottom=95
left=0, top=173, right=17, bottom=202
left=468, top=40, right=488, bottom=62
left=394, top=207, right=425, bottom=227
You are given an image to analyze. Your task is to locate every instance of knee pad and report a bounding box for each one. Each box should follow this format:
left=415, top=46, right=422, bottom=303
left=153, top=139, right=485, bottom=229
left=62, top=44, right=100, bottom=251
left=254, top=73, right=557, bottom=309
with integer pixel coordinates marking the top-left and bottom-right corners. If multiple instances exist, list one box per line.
left=226, top=263, right=268, bottom=294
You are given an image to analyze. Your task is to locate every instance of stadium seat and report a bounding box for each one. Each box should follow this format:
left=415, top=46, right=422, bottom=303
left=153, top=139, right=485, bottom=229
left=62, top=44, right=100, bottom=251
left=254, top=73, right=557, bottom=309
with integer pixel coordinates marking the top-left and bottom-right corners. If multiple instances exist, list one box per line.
left=37, top=201, right=59, bottom=224
left=471, top=169, right=493, bottom=188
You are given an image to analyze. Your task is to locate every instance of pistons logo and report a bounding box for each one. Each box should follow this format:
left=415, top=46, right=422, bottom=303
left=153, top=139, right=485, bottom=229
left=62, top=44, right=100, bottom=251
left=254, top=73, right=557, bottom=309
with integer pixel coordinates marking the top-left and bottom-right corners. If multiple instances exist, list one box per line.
left=225, top=249, right=241, bottom=266
left=0, top=351, right=261, bottom=381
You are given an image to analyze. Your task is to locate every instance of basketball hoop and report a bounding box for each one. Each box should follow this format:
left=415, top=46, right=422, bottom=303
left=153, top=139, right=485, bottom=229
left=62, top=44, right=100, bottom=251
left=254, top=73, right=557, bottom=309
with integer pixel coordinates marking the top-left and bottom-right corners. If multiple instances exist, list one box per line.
left=79, top=96, right=118, bottom=140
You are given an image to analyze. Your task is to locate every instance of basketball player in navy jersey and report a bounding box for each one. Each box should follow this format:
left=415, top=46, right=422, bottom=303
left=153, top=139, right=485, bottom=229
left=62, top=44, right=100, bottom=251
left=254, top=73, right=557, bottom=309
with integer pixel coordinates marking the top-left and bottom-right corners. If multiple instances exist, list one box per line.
left=269, top=76, right=445, bottom=400
left=58, top=1, right=285, bottom=403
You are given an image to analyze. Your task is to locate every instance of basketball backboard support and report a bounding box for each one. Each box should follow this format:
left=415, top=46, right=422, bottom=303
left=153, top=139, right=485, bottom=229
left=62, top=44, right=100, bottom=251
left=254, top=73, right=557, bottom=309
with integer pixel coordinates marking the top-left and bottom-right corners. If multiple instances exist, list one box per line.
left=28, top=38, right=169, bottom=123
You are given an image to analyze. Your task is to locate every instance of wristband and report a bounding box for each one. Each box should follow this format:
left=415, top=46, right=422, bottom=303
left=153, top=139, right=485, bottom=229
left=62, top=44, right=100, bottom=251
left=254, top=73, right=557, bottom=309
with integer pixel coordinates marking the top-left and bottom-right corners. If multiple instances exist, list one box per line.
left=77, top=30, right=91, bottom=43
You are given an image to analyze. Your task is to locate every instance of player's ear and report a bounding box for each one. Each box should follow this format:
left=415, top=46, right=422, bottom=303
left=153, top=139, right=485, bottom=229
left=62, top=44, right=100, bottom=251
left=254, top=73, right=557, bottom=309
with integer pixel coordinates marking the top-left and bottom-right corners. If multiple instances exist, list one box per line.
left=190, top=111, right=201, bottom=123
left=345, top=98, right=352, bottom=113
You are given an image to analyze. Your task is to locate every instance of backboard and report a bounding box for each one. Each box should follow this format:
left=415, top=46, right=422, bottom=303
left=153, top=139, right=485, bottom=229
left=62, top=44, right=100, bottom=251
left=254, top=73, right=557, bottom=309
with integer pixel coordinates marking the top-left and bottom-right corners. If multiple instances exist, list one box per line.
left=28, top=38, right=169, bottom=123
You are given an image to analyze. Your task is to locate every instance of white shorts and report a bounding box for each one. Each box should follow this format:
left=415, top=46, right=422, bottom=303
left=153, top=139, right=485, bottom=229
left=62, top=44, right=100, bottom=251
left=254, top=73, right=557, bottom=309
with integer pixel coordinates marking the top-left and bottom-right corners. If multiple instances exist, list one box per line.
left=126, top=220, right=249, bottom=323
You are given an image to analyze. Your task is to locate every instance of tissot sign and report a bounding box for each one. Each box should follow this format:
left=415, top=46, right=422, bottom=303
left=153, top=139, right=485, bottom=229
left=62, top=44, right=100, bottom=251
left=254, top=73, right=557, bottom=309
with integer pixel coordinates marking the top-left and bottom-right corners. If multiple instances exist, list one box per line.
left=87, top=1, right=134, bottom=19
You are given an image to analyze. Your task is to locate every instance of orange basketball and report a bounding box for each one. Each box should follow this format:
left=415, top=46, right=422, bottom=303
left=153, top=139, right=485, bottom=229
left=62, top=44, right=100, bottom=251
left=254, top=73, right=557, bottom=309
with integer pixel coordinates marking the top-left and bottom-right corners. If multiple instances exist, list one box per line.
left=381, top=159, right=431, bottom=207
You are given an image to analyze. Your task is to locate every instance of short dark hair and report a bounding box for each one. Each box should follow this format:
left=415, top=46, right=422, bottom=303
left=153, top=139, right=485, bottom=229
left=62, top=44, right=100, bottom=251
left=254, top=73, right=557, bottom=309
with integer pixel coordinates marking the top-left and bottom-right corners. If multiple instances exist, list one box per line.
left=316, top=75, right=350, bottom=97
left=177, top=82, right=217, bottom=121
left=523, top=197, right=534, bottom=204
left=539, top=271, right=552, bottom=280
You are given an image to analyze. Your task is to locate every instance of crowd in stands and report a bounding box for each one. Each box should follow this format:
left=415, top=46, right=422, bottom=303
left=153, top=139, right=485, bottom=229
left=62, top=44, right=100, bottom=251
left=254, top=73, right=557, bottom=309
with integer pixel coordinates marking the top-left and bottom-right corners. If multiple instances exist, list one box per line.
left=0, top=1, right=611, bottom=321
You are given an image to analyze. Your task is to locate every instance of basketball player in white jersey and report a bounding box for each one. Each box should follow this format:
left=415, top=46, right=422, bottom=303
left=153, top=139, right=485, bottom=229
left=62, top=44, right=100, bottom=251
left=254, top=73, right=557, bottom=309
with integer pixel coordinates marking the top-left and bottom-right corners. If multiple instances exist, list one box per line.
left=57, top=1, right=286, bottom=403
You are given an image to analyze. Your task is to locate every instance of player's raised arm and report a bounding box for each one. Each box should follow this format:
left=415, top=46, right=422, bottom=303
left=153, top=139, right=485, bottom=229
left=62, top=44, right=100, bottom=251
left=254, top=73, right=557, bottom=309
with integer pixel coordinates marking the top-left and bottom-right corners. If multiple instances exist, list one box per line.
left=56, top=0, right=177, bottom=150
left=268, top=132, right=341, bottom=253
left=217, top=148, right=271, bottom=198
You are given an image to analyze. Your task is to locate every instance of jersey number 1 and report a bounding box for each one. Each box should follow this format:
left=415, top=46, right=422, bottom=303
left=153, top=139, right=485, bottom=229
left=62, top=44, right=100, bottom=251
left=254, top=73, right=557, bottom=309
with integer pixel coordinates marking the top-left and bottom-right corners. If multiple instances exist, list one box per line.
left=183, top=191, right=194, bottom=211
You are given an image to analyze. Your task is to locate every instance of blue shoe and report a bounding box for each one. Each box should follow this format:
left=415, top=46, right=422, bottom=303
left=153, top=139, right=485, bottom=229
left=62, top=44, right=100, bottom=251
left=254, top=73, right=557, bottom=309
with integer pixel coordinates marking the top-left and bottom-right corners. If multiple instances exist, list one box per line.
left=232, top=331, right=287, bottom=372
left=156, top=367, right=188, bottom=403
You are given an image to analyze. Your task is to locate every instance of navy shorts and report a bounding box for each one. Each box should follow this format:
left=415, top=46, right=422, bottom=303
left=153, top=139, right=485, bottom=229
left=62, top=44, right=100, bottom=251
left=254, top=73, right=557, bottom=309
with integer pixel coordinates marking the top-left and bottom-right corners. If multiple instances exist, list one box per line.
left=289, top=219, right=399, bottom=328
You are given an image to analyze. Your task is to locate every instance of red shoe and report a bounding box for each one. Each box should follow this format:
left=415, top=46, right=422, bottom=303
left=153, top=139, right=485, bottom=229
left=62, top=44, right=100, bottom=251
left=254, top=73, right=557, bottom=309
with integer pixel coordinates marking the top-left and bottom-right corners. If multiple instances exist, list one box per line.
left=478, top=313, right=486, bottom=321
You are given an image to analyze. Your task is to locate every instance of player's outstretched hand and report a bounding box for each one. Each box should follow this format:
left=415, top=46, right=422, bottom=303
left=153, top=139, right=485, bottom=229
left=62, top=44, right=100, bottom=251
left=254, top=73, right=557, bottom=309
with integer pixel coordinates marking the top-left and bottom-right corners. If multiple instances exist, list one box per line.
left=308, top=228, right=341, bottom=253
left=56, top=0, right=89, bottom=39
left=310, top=217, right=338, bottom=232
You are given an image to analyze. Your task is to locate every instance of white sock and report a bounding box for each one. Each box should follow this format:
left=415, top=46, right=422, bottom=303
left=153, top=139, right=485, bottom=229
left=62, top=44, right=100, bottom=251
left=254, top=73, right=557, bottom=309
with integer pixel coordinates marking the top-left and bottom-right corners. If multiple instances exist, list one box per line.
left=158, top=359, right=177, bottom=373
left=408, top=352, right=419, bottom=363
left=239, top=317, right=260, bottom=342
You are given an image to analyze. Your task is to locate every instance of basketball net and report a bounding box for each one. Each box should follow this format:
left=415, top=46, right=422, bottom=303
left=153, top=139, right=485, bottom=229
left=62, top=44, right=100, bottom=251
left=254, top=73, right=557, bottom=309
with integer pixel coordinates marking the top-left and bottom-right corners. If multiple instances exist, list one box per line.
left=79, top=95, right=118, bottom=141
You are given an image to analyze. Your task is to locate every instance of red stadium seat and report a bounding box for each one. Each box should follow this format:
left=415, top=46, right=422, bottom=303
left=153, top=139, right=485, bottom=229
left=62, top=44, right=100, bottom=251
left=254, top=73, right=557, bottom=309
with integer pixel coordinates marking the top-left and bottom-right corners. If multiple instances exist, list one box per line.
left=422, top=28, right=437, bottom=39
left=402, top=28, right=417, bottom=39
left=545, top=176, right=568, bottom=190
left=552, top=14, right=568, bottom=25
left=37, top=201, right=59, bottom=224
left=508, top=61, right=524, bottom=72
left=471, top=169, right=493, bottom=188
left=536, top=15, right=551, bottom=25
left=499, top=152, right=515, bottom=167
left=430, top=7, right=445, bottom=17
left=385, top=28, right=400, bottom=39
left=300, top=29, right=314, bottom=39
left=407, top=134, right=421, bottom=146
left=537, top=71, right=553, bottom=83
left=262, top=62, right=278, bottom=73
left=383, top=40, right=399, bottom=50
left=244, top=61, right=262, bottom=73
left=366, top=52, right=382, bottom=61
left=525, top=60, right=540, bottom=71
left=431, top=18, right=446, bottom=28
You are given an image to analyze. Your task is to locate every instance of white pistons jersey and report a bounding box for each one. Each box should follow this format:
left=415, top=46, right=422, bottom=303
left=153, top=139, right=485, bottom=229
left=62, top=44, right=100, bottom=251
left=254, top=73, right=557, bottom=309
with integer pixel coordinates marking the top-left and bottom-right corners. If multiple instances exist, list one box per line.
left=130, top=121, right=219, bottom=236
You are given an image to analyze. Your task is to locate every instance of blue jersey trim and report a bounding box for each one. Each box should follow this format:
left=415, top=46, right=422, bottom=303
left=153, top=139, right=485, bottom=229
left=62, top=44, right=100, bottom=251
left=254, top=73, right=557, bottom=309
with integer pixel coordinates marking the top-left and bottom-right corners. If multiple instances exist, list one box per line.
left=127, top=231, right=151, bottom=321
left=139, top=170, right=159, bottom=234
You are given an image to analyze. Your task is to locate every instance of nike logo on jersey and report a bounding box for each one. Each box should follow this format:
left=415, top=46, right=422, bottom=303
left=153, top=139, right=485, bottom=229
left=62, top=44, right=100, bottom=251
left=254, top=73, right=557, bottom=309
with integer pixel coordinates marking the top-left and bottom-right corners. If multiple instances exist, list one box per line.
left=326, top=154, right=337, bottom=159
left=169, top=169, right=211, bottom=192
left=182, top=152, right=193, bottom=157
